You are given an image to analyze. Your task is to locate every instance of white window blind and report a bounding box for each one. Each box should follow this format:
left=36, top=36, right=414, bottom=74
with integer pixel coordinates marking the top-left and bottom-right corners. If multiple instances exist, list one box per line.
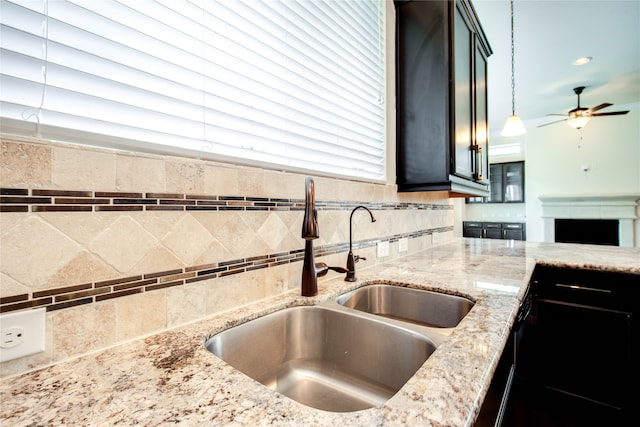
left=0, top=0, right=386, bottom=181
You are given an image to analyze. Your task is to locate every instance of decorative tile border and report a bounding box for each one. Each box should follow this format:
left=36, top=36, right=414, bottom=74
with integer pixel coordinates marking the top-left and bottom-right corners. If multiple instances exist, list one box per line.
left=0, top=186, right=453, bottom=314
left=0, top=188, right=452, bottom=213
left=0, top=227, right=452, bottom=314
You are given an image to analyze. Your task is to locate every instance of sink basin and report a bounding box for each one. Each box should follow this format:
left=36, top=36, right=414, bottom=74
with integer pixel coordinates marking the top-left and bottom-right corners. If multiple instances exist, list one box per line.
left=205, top=306, right=436, bottom=412
left=337, top=284, right=474, bottom=328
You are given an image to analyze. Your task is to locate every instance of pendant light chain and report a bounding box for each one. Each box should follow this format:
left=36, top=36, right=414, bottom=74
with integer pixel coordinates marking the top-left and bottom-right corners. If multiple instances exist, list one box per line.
left=510, top=0, right=516, bottom=116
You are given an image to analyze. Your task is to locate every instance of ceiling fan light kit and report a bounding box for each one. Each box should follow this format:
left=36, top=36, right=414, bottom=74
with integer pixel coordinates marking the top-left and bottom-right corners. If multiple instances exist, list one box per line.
left=567, top=114, right=590, bottom=130
left=501, top=0, right=526, bottom=137
left=538, top=86, right=629, bottom=130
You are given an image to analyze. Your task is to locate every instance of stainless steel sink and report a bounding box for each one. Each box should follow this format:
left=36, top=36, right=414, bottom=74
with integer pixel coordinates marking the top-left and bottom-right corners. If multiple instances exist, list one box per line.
left=336, top=284, right=474, bottom=328
left=205, top=305, right=437, bottom=412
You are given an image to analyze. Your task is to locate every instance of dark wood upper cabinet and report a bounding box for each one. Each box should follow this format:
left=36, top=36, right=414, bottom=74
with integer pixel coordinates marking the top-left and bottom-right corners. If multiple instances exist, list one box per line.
left=395, top=0, right=492, bottom=196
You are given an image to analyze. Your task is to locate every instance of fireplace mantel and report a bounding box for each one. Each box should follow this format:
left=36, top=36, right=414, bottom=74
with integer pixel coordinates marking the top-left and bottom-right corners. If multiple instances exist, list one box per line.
left=539, top=193, right=640, bottom=247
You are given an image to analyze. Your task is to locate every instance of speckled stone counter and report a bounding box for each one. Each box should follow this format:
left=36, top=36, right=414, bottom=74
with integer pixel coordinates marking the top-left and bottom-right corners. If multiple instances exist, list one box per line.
left=1, top=239, right=639, bottom=426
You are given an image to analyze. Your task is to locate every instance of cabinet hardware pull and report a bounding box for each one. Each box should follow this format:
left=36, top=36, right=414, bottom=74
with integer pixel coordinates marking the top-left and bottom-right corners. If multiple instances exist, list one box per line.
left=554, top=283, right=612, bottom=294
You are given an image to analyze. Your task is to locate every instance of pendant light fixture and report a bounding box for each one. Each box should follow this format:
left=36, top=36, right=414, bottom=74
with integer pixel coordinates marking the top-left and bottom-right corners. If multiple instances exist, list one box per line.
left=501, top=0, right=527, bottom=137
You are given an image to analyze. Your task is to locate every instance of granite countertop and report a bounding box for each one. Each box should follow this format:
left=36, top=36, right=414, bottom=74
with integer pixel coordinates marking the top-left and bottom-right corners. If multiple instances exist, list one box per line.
left=1, top=239, right=639, bottom=426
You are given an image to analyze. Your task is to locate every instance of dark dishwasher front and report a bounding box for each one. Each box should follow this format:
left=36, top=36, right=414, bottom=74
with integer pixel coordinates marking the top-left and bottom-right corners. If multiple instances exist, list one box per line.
left=475, top=286, right=532, bottom=427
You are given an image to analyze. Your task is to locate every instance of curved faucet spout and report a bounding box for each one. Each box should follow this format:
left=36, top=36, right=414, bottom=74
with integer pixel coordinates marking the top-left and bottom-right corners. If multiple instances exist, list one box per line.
left=346, top=206, right=376, bottom=282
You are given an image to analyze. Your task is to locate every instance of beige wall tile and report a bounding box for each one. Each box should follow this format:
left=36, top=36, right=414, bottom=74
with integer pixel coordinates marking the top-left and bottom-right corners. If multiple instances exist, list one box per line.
left=52, top=301, right=117, bottom=361
left=191, top=239, right=232, bottom=266
left=46, top=251, right=117, bottom=289
left=264, top=263, right=293, bottom=295
left=0, top=272, right=30, bottom=299
left=166, top=282, right=206, bottom=328
left=0, top=216, right=82, bottom=289
left=237, top=168, right=266, bottom=197
left=135, top=211, right=183, bottom=241
left=130, top=247, right=185, bottom=276
left=0, top=211, right=23, bottom=236
left=204, top=271, right=266, bottom=315
left=0, top=140, right=52, bottom=188
left=160, top=214, right=214, bottom=265
left=53, top=146, right=116, bottom=190
left=88, top=216, right=158, bottom=273
left=256, top=213, right=291, bottom=251
left=116, top=154, right=165, bottom=192
left=263, top=171, right=306, bottom=199
left=115, top=291, right=167, bottom=341
left=205, top=212, right=256, bottom=257
left=205, top=164, right=238, bottom=196
left=165, top=160, right=205, bottom=194
left=42, top=212, right=120, bottom=245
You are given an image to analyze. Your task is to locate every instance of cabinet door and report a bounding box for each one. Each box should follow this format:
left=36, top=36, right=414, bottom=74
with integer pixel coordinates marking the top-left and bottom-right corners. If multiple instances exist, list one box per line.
left=474, top=43, right=489, bottom=183
left=395, top=0, right=450, bottom=187
left=504, top=162, right=524, bottom=202
left=488, top=164, right=503, bottom=203
left=503, top=223, right=525, bottom=240
left=488, top=162, right=524, bottom=203
left=483, top=223, right=502, bottom=239
left=463, top=222, right=483, bottom=238
left=536, top=299, right=631, bottom=410
left=453, top=4, right=473, bottom=180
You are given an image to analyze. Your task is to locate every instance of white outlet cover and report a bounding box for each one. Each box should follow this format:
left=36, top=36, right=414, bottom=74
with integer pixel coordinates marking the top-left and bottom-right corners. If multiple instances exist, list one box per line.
left=399, top=238, right=408, bottom=252
left=377, top=241, right=390, bottom=257
left=0, top=308, right=46, bottom=362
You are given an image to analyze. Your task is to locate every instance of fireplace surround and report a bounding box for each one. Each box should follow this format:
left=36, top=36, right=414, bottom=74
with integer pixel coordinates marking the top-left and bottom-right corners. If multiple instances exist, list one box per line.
left=540, top=194, right=640, bottom=247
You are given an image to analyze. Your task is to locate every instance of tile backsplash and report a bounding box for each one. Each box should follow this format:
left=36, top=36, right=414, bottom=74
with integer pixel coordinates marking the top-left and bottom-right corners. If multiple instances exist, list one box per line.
left=0, top=134, right=454, bottom=378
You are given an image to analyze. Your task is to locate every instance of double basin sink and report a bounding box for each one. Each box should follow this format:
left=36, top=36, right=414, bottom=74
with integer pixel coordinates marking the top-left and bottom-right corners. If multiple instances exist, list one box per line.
left=205, top=284, right=475, bottom=412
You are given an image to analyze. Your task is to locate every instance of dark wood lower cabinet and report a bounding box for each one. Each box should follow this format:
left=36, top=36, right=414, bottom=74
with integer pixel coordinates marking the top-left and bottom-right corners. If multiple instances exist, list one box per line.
left=514, top=265, right=638, bottom=426
left=536, top=300, right=630, bottom=409
left=502, top=223, right=525, bottom=241
left=463, top=221, right=483, bottom=238
left=463, top=222, right=526, bottom=241
left=483, top=222, right=503, bottom=239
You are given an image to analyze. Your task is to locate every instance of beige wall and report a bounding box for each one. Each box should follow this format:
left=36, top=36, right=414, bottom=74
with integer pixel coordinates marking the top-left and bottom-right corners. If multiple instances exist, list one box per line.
left=524, top=113, right=640, bottom=243
left=0, top=134, right=454, bottom=377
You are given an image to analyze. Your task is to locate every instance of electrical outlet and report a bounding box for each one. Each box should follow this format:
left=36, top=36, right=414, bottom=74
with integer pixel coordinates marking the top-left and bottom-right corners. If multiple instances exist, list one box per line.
left=0, top=308, right=46, bottom=362
left=377, top=241, right=390, bottom=257
left=398, top=238, right=408, bottom=252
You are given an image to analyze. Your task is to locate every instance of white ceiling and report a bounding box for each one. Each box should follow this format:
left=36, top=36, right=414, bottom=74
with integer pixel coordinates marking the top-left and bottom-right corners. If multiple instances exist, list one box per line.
left=471, top=0, right=640, bottom=139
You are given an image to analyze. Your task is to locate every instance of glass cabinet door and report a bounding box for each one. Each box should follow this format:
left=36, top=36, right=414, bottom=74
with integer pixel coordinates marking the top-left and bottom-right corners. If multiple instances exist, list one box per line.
left=488, top=164, right=503, bottom=202
left=453, top=5, right=474, bottom=180
left=504, top=162, right=524, bottom=202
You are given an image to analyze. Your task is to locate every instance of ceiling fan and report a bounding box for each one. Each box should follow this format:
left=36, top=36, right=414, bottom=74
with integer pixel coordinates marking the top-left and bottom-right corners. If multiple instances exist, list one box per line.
left=538, top=86, right=629, bottom=129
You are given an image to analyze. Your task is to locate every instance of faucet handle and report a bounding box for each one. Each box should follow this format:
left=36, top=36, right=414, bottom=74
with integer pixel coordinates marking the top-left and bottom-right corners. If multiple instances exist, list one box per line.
left=355, top=255, right=366, bottom=263
left=315, top=262, right=348, bottom=277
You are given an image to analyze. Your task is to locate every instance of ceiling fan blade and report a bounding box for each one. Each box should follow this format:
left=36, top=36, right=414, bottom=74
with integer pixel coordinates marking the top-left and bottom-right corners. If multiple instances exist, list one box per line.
left=591, top=110, right=629, bottom=116
left=537, top=118, right=567, bottom=128
left=588, top=103, right=612, bottom=113
left=546, top=113, right=567, bottom=117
